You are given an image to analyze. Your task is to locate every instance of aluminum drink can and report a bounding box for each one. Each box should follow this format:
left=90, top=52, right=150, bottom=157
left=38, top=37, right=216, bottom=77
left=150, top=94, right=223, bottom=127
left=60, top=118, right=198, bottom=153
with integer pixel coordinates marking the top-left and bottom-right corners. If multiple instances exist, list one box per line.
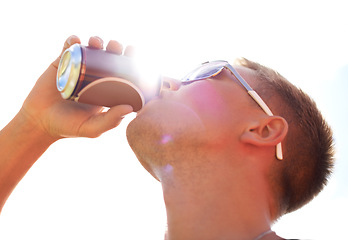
left=56, top=44, right=161, bottom=111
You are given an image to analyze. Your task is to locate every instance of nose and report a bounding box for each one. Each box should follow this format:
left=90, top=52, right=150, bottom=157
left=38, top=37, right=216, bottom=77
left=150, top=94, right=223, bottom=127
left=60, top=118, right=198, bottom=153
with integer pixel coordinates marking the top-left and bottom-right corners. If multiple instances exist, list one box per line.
left=160, top=76, right=182, bottom=91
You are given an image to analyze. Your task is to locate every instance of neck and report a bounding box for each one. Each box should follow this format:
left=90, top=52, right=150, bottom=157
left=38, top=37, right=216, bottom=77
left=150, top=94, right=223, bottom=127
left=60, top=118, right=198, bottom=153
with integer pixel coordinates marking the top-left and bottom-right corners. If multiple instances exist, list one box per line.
left=157, top=157, right=275, bottom=240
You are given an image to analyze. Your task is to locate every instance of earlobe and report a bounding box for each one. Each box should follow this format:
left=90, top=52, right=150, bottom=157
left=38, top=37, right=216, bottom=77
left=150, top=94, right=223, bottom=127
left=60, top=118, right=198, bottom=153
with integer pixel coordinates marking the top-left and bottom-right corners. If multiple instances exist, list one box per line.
left=241, top=116, right=288, bottom=147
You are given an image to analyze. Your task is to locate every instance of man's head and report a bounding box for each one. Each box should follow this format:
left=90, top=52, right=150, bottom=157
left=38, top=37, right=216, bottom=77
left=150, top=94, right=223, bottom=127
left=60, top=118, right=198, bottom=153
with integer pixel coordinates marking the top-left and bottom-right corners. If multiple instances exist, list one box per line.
left=234, top=58, right=335, bottom=217
left=126, top=58, right=334, bottom=220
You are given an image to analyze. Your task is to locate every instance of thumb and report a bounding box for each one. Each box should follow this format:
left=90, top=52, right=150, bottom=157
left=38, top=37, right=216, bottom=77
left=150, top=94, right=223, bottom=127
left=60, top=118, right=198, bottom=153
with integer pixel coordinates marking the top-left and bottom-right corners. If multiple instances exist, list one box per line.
left=78, top=105, right=133, bottom=138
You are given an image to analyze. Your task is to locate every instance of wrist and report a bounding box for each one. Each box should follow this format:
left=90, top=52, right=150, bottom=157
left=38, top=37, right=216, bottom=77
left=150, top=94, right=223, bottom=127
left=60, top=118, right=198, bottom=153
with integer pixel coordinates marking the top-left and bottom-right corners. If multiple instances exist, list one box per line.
left=16, top=108, right=59, bottom=145
left=0, top=109, right=57, bottom=212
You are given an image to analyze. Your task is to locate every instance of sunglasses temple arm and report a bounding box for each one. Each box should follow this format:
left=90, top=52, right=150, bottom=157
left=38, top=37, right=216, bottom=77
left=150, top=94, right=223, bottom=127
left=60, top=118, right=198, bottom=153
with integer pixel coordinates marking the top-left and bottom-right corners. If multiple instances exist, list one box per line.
left=248, top=91, right=283, bottom=160
left=276, top=143, right=283, bottom=160
left=248, top=91, right=274, bottom=116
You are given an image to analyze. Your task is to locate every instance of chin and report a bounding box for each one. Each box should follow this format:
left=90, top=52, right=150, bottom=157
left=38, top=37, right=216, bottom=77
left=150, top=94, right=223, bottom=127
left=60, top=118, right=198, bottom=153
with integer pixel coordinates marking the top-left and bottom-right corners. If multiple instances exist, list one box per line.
left=126, top=115, right=163, bottom=182
left=126, top=98, right=207, bottom=171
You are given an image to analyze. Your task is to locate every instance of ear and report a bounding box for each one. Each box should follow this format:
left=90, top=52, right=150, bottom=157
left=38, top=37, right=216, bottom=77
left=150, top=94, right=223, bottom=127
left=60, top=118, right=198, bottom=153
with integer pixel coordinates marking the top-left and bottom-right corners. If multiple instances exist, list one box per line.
left=240, top=116, right=288, bottom=148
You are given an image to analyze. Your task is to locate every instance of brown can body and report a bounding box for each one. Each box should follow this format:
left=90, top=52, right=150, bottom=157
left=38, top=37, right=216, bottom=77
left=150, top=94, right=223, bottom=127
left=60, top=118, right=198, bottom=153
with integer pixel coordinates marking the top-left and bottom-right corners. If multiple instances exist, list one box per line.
left=56, top=44, right=160, bottom=111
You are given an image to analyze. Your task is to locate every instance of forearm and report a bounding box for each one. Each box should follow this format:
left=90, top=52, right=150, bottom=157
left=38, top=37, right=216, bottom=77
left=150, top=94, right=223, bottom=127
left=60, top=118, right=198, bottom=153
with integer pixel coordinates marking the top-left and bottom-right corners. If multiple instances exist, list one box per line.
left=0, top=35, right=132, bottom=213
left=0, top=111, right=56, bottom=213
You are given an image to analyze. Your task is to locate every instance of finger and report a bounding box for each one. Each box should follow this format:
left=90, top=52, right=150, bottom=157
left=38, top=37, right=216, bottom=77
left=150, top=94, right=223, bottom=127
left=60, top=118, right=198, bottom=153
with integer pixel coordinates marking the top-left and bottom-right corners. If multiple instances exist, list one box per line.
left=106, top=40, right=123, bottom=55
left=78, top=105, right=133, bottom=138
left=124, top=45, right=135, bottom=57
left=52, top=35, right=81, bottom=68
left=88, top=36, right=104, bottom=49
left=62, top=35, right=81, bottom=53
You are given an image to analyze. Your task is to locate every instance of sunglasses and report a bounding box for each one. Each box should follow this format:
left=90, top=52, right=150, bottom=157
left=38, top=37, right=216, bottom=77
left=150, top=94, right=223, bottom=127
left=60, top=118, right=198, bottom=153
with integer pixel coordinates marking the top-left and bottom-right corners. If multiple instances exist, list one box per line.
left=182, top=60, right=283, bottom=160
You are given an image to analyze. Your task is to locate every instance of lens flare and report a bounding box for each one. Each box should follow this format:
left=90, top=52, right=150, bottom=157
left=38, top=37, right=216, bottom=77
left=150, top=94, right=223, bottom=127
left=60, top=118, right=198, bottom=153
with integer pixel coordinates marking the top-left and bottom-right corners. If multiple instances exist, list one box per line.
left=160, top=134, right=173, bottom=145
left=132, top=54, right=162, bottom=103
left=162, top=164, right=173, bottom=174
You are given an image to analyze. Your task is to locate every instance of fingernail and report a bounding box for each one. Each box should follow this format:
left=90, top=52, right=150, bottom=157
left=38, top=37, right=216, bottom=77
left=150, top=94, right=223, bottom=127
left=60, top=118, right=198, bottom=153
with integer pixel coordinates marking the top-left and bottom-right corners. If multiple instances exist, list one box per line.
left=94, top=36, right=104, bottom=46
left=67, top=35, right=79, bottom=45
left=121, top=105, right=134, bottom=115
left=67, top=36, right=73, bottom=45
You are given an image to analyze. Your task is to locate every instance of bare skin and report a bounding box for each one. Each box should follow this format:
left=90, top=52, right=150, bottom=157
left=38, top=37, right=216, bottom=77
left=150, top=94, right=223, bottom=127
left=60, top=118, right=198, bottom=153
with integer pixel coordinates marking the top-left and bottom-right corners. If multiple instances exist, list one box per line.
left=127, top=69, right=288, bottom=240
left=0, top=36, right=133, bottom=213
left=1, top=36, right=288, bottom=239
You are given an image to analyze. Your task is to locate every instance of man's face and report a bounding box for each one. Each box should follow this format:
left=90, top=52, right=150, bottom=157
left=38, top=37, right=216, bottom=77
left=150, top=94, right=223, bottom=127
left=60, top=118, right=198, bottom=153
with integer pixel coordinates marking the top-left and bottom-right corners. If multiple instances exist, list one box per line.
left=126, top=66, right=261, bottom=176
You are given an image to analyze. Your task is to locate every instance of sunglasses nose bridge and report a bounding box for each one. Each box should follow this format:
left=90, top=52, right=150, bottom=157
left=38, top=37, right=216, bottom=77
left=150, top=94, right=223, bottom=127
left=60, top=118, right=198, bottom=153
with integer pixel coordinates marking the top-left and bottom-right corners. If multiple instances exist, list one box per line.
left=161, top=76, right=182, bottom=91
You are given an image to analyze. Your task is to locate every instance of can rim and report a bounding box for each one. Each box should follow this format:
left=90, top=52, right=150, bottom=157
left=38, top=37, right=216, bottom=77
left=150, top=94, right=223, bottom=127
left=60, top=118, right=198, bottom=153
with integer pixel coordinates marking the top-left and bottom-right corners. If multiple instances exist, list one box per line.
left=56, top=44, right=82, bottom=99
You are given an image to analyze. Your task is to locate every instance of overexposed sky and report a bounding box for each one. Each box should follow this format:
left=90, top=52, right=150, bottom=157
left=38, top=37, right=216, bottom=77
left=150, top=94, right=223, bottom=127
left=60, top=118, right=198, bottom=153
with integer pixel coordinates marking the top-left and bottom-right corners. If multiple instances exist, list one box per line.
left=0, top=0, right=347, bottom=239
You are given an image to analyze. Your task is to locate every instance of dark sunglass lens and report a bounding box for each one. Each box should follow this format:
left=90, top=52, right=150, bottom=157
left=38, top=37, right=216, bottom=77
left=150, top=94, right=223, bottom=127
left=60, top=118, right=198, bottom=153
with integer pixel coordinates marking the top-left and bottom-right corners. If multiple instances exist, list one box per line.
left=182, top=61, right=226, bottom=82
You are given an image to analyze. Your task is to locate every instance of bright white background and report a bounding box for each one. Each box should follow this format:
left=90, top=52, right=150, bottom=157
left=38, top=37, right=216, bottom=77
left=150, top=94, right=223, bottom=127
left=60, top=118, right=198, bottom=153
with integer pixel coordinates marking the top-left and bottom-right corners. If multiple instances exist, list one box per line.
left=0, top=0, right=347, bottom=239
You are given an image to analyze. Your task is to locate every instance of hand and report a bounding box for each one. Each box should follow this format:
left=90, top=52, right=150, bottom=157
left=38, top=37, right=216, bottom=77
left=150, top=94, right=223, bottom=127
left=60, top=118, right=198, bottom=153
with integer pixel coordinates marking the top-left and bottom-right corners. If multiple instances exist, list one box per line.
left=19, top=36, right=134, bottom=140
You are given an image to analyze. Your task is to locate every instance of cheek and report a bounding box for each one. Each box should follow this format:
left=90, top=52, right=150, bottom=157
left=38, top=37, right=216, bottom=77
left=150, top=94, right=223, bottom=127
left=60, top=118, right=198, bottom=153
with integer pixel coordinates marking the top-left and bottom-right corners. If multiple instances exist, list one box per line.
left=176, top=81, right=247, bottom=147
left=179, top=82, right=232, bottom=126
left=159, top=88, right=229, bottom=150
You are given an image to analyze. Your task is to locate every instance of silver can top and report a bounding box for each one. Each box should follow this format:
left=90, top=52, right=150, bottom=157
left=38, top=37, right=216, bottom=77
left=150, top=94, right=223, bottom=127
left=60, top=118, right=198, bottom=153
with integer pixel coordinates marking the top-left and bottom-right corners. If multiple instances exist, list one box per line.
left=56, top=44, right=82, bottom=99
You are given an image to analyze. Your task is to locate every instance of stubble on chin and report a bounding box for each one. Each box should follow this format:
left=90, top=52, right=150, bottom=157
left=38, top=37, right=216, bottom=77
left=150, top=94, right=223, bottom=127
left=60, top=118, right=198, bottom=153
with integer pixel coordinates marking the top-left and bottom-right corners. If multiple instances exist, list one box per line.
left=126, top=99, right=207, bottom=170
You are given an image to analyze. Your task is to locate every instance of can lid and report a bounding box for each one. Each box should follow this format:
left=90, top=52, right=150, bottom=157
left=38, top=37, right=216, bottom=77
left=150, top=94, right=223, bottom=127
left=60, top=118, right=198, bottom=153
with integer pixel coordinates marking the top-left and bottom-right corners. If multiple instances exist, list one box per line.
left=56, top=44, right=82, bottom=99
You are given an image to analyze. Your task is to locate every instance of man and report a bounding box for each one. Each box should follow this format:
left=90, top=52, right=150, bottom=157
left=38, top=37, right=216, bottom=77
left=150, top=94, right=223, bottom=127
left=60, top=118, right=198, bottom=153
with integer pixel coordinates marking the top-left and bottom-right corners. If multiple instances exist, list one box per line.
left=0, top=36, right=334, bottom=240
